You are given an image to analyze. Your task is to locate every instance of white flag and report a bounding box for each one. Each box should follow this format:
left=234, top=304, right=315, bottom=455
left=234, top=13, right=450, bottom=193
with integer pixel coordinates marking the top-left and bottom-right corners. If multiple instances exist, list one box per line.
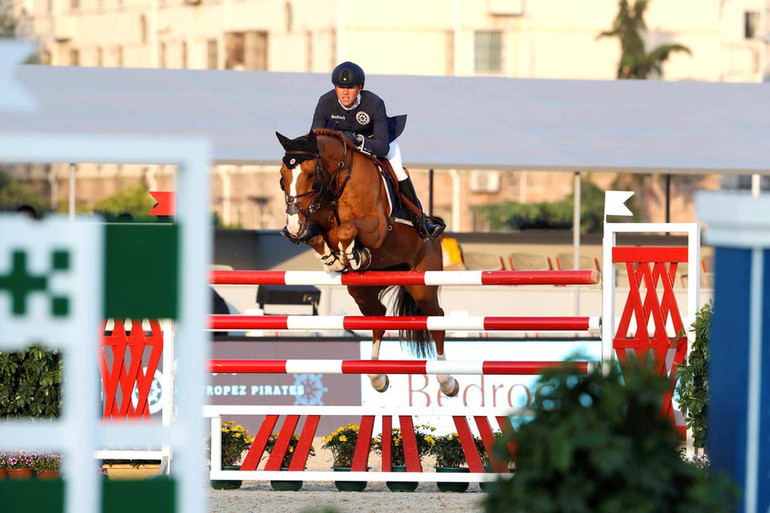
left=0, top=215, right=102, bottom=350
left=604, top=191, right=634, bottom=218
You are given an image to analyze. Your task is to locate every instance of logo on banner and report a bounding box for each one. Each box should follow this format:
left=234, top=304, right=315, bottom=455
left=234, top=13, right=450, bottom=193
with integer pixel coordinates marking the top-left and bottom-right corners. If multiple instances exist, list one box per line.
left=0, top=216, right=100, bottom=348
left=1, top=250, right=71, bottom=317
left=293, top=374, right=328, bottom=405
left=131, top=369, right=164, bottom=415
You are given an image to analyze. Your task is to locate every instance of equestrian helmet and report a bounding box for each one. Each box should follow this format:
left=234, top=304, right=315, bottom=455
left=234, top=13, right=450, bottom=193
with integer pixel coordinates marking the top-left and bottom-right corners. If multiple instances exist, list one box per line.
left=331, top=61, right=365, bottom=87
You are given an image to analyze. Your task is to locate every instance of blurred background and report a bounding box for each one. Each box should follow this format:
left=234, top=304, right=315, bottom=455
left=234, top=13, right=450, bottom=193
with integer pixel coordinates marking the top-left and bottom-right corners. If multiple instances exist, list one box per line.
left=2, top=0, right=769, bottom=232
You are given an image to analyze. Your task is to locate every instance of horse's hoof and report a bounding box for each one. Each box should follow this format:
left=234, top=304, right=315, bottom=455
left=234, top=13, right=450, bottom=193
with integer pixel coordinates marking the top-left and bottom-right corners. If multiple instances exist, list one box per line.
left=442, top=378, right=460, bottom=398
left=370, top=374, right=389, bottom=393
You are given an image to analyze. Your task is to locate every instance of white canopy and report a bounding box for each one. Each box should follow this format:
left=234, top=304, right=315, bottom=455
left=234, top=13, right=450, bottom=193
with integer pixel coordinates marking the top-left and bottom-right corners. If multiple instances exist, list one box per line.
left=3, top=64, right=770, bottom=174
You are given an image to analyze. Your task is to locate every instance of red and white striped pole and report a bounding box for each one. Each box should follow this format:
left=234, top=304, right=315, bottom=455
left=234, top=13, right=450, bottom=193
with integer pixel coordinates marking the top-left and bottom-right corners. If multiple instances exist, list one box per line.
left=209, top=359, right=594, bottom=375
left=209, top=314, right=602, bottom=332
left=210, top=269, right=600, bottom=286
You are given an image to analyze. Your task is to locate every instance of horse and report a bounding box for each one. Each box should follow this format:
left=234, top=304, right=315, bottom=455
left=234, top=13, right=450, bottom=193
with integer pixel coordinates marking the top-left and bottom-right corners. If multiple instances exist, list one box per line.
left=276, top=128, right=459, bottom=397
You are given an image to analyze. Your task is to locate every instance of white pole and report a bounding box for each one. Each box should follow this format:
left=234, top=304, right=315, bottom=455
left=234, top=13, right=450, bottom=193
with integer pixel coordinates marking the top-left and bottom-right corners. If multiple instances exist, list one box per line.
left=573, top=171, right=581, bottom=316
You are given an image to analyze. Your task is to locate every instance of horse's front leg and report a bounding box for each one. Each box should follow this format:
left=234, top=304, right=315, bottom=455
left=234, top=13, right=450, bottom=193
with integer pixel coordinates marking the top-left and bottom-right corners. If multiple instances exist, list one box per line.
left=307, top=235, right=345, bottom=273
left=433, top=331, right=459, bottom=397
left=347, top=285, right=389, bottom=392
left=369, top=329, right=389, bottom=392
left=337, top=216, right=387, bottom=271
left=409, top=283, right=460, bottom=398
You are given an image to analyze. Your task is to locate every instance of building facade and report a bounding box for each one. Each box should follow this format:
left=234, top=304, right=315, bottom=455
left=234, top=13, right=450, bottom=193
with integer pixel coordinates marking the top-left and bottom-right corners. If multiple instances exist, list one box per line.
left=8, top=0, right=768, bottom=228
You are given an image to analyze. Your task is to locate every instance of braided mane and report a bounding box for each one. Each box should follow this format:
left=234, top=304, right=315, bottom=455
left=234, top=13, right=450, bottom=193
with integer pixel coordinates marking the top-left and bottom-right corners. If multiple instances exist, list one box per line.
left=312, top=128, right=351, bottom=149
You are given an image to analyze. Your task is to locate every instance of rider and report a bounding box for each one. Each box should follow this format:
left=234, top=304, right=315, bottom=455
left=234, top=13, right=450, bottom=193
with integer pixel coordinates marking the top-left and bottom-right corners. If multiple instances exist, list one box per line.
left=310, top=61, right=445, bottom=241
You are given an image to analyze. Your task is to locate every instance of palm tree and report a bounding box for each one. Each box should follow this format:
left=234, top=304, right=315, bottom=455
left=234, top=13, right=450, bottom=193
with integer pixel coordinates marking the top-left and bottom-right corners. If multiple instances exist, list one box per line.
left=0, top=0, right=19, bottom=38
left=599, top=1, right=695, bottom=222
left=598, top=0, right=691, bottom=79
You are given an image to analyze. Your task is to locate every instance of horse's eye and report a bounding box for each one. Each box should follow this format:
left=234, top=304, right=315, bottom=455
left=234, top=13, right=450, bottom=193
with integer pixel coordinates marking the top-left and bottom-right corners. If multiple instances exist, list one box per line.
left=307, top=173, right=315, bottom=179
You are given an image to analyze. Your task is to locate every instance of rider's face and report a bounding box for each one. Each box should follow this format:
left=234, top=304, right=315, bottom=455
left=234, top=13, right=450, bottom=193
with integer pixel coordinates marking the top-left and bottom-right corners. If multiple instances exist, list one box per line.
left=335, top=85, right=362, bottom=108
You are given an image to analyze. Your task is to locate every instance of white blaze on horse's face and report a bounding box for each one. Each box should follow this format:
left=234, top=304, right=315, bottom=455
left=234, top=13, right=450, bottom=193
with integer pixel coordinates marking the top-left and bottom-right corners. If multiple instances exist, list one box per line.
left=286, top=166, right=303, bottom=236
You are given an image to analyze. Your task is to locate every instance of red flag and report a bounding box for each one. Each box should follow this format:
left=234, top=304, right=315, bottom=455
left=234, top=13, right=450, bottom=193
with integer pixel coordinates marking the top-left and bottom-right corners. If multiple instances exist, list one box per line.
left=148, top=191, right=175, bottom=216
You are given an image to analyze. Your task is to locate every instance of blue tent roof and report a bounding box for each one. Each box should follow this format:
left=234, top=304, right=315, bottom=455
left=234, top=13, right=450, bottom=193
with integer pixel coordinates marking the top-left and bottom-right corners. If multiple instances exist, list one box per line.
left=4, top=65, right=770, bottom=174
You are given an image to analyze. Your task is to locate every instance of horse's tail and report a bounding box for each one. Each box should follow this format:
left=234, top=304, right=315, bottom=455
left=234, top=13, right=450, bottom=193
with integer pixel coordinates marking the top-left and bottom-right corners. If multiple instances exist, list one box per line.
left=383, top=286, right=435, bottom=358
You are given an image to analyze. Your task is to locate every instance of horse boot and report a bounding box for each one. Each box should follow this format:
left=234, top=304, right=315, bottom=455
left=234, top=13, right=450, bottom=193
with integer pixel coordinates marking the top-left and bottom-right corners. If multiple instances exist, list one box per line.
left=398, top=177, right=446, bottom=241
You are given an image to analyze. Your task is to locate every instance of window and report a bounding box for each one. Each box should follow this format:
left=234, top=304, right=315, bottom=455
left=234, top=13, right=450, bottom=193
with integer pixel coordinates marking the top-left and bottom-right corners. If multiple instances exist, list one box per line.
left=207, top=39, right=218, bottom=69
left=140, top=15, right=148, bottom=44
left=285, top=1, right=293, bottom=33
left=745, top=11, right=758, bottom=39
left=305, top=30, right=312, bottom=71
left=159, top=42, right=166, bottom=68
left=181, top=42, right=188, bottom=69
left=225, top=33, right=244, bottom=69
left=115, top=46, right=123, bottom=67
left=69, top=49, right=80, bottom=66
left=96, top=47, right=103, bottom=66
left=225, top=31, right=268, bottom=70
left=244, top=31, right=268, bottom=70
left=475, top=30, right=502, bottom=73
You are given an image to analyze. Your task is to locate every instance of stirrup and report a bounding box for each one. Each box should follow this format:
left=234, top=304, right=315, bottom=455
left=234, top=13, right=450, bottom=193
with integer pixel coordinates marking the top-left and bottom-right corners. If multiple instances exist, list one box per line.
left=424, top=216, right=446, bottom=240
left=412, top=216, right=445, bottom=241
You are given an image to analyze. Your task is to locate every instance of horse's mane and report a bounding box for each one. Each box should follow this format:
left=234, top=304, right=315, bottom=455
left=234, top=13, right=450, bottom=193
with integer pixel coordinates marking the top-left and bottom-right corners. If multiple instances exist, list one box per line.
left=312, top=128, right=351, bottom=149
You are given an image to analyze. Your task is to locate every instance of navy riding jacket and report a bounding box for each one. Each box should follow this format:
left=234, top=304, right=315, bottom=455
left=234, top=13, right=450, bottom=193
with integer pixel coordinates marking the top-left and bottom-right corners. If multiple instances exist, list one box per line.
left=310, top=89, right=406, bottom=158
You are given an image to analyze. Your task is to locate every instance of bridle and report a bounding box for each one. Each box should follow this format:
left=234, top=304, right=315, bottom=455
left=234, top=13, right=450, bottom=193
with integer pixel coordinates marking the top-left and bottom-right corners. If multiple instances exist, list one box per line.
left=281, top=137, right=354, bottom=223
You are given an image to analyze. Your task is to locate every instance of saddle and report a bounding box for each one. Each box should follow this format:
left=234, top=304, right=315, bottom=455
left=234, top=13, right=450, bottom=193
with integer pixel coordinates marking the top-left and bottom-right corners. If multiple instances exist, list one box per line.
left=359, top=152, right=412, bottom=223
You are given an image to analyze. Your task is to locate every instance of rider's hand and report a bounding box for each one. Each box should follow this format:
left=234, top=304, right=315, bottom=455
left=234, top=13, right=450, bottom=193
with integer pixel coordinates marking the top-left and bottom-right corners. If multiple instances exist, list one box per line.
left=342, top=131, right=358, bottom=144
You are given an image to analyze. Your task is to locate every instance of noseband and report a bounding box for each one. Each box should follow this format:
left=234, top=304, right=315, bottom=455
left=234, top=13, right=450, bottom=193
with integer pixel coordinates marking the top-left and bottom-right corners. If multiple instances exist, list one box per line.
left=281, top=139, right=354, bottom=221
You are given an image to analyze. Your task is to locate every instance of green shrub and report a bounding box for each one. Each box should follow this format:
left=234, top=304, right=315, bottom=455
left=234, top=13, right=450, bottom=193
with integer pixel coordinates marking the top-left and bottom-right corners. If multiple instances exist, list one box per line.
left=0, top=345, right=62, bottom=418
left=483, top=359, right=736, bottom=513
left=93, top=184, right=157, bottom=222
left=471, top=178, right=611, bottom=233
left=0, top=170, right=49, bottom=215
left=676, top=300, right=712, bottom=449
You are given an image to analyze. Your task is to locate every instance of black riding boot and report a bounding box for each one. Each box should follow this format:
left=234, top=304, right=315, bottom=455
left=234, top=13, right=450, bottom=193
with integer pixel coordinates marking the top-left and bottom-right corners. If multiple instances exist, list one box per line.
left=398, top=177, right=445, bottom=240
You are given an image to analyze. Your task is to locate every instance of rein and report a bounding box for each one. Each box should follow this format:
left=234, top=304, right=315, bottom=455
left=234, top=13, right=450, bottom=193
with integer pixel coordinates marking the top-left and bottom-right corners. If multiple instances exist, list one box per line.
left=282, top=133, right=355, bottom=224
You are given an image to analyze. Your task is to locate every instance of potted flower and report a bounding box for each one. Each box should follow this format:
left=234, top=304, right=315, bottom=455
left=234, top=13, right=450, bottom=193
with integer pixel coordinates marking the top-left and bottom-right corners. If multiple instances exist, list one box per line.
left=373, top=425, right=436, bottom=492
left=477, top=431, right=513, bottom=492
left=429, top=433, right=470, bottom=492
left=5, top=451, right=36, bottom=479
left=208, top=421, right=254, bottom=490
left=322, top=423, right=371, bottom=492
left=264, top=433, right=315, bottom=491
left=34, top=453, right=62, bottom=479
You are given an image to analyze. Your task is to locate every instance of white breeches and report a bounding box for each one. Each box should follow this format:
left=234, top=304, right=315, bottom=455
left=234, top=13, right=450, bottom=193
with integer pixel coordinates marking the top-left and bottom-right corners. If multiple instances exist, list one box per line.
left=386, top=140, right=408, bottom=181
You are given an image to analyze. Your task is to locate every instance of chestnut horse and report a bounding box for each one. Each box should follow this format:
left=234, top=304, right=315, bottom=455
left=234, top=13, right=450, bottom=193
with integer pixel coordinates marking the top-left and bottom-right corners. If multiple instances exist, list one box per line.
left=276, top=128, right=458, bottom=397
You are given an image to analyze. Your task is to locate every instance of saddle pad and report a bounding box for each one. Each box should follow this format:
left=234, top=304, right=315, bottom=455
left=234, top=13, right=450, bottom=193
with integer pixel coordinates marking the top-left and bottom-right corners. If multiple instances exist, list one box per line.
left=375, top=158, right=412, bottom=224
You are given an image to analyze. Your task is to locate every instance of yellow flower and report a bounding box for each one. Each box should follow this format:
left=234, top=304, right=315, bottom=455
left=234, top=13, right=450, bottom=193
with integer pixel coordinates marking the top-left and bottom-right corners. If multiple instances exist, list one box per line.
left=339, top=435, right=347, bottom=442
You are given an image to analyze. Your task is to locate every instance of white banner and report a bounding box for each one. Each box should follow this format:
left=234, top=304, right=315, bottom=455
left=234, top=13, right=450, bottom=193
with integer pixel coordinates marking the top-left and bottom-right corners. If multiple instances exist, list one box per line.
left=360, top=339, right=600, bottom=434
left=0, top=215, right=102, bottom=350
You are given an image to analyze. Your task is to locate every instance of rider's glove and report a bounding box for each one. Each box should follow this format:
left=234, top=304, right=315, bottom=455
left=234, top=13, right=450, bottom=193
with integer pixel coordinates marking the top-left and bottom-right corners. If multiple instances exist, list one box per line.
left=355, top=134, right=365, bottom=149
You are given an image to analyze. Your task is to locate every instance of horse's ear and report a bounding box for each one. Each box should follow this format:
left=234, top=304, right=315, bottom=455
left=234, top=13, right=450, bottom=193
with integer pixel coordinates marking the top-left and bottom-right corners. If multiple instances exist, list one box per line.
left=276, top=131, right=291, bottom=149
left=306, top=130, right=318, bottom=151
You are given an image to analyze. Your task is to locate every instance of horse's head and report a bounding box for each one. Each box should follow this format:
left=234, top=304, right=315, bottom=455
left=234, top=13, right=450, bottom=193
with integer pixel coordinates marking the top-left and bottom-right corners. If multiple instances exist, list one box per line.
left=276, top=130, right=324, bottom=239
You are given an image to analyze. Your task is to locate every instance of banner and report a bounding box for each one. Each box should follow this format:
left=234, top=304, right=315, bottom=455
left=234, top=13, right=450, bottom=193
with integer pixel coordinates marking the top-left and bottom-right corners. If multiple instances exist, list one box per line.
left=0, top=215, right=101, bottom=349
